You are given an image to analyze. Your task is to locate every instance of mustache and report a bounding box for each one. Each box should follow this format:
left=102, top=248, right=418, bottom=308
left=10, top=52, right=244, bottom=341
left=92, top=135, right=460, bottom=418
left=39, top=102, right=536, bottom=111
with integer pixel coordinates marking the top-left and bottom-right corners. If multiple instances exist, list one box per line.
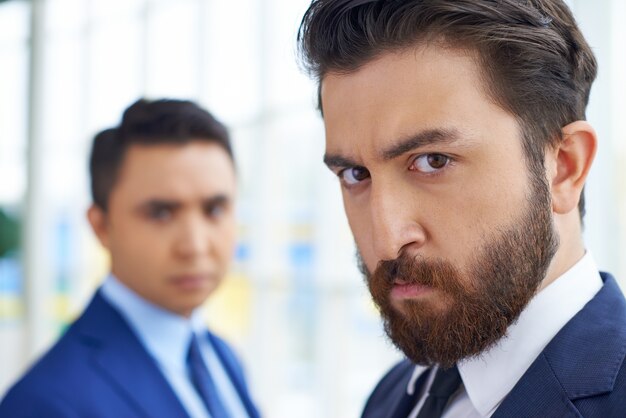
left=363, top=251, right=462, bottom=292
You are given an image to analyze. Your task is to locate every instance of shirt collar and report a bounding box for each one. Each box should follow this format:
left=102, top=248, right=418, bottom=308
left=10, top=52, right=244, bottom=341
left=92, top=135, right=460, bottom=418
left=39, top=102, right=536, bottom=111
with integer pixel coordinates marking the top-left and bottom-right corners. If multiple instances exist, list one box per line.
left=407, top=364, right=429, bottom=395
left=405, top=252, right=603, bottom=415
left=457, top=252, right=603, bottom=416
left=100, top=274, right=206, bottom=373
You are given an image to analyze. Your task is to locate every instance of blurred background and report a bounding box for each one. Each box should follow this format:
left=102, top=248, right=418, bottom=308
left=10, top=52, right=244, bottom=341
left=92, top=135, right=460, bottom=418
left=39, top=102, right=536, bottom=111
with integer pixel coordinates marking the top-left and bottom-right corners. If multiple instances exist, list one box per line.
left=0, top=0, right=624, bottom=417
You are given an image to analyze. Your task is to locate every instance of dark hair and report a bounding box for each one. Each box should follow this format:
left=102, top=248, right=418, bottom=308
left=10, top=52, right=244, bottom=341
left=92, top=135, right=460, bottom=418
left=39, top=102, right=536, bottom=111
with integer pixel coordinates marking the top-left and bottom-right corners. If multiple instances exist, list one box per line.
left=297, top=0, right=597, bottom=218
left=89, top=98, right=232, bottom=211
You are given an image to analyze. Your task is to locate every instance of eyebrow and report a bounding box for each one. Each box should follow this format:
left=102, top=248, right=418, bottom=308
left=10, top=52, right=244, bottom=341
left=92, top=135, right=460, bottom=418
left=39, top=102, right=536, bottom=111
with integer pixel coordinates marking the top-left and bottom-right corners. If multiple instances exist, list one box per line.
left=202, top=195, right=230, bottom=208
left=381, top=128, right=462, bottom=160
left=138, top=200, right=181, bottom=212
left=323, top=154, right=358, bottom=169
left=137, top=194, right=231, bottom=211
left=323, top=128, right=462, bottom=169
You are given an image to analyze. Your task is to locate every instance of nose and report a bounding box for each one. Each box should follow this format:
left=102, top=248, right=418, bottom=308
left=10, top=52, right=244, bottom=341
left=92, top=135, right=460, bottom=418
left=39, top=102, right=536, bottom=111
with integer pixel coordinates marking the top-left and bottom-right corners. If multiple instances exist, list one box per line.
left=173, top=215, right=211, bottom=260
left=369, top=181, right=426, bottom=261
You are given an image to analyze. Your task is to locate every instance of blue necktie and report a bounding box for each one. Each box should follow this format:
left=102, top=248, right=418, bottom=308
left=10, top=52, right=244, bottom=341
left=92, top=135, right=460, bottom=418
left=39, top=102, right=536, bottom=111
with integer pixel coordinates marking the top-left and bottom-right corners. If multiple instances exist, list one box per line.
left=187, top=333, right=230, bottom=418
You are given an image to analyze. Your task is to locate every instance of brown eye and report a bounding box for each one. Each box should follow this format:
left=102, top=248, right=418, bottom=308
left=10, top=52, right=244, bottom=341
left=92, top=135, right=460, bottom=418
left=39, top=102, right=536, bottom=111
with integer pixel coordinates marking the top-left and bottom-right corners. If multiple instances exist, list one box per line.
left=339, top=166, right=370, bottom=186
left=146, top=205, right=173, bottom=221
left=412, top=153, right=450, bottom=173
left=340, top=166, right=370, bottom=185
left=427, top=154, right=448, bottom=169
left=203, top=196, right=230, bottom=219
left=204, top=202, right=225, bottom=219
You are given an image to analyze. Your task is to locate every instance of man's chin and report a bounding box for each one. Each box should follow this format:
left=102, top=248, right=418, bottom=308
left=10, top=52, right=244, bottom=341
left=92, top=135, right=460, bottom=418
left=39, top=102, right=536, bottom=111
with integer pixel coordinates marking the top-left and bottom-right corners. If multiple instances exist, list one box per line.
left=380, top=298, right=487, bottom=367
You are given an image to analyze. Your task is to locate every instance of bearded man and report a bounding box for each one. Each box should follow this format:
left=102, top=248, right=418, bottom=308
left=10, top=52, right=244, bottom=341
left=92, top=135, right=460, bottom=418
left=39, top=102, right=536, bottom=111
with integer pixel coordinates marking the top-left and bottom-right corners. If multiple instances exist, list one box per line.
left=298, top=1, right=625, bottom=417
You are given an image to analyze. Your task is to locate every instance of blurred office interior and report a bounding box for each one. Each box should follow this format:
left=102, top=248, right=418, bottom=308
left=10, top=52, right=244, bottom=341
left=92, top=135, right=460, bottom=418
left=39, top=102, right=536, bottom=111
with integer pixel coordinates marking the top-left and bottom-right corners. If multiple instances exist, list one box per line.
left=0, top=0, right=624, bottom=417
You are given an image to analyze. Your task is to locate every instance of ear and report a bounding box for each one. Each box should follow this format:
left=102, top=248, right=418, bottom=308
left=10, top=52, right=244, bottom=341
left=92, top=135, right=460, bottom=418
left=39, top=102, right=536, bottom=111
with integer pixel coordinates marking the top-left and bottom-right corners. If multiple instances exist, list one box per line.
left=87, top=204, right=111, bottom=250
left=549, top=121, right=597, bottom=215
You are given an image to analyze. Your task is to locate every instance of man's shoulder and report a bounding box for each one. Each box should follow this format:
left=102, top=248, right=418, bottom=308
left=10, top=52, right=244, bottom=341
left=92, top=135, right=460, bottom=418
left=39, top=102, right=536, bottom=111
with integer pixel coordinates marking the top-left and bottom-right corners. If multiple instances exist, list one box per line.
left=0, top=315, right=99, bottom=416
left=496, top=272, right=626, bottom=417
left=0, top=292, right=145, bottom=416
left=6, top=302, right=101, bottom=385
left=0, top=376, right=81, bottom=418
left=557, top=272, right=626, bottom=414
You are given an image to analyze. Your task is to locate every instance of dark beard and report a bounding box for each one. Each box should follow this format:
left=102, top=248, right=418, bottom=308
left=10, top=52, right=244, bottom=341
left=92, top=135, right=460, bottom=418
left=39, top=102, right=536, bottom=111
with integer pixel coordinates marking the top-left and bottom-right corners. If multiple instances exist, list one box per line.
left=362, top=173, right=559, bottom=368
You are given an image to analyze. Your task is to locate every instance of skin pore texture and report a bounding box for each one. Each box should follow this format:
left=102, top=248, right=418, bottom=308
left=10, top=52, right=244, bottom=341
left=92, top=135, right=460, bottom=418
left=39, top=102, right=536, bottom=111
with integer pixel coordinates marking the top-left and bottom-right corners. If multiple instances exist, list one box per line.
left=88, top=141, right=237, bottom=317
left=321, top=45, right=597, bottom=366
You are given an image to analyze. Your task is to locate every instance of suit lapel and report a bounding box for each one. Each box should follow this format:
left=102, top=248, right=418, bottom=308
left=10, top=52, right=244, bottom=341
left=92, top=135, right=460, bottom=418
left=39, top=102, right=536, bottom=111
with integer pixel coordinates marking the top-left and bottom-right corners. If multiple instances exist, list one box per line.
left=387, top=369, right=430, bottom=418
left=492, top=354, right=582, bottom=418
left=541, top=274, right=626, bottom=400
left=494, top=273, right=626, bottom=417
left=75, top=292, right=190, bottom=418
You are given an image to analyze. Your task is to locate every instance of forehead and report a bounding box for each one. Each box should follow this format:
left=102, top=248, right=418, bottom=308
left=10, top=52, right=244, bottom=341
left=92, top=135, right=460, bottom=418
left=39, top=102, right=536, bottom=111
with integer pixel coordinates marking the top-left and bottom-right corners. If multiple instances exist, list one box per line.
left=113, top=141, right=236, bottom=201
left=322, top=45, right=482, bottom=103
left=320, top=45, right=517, bottom=160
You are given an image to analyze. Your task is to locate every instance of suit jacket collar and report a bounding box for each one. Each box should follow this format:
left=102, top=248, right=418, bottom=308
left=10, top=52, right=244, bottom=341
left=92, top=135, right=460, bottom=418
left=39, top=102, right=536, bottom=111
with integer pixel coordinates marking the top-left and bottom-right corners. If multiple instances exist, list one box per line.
left=360, top=359, right=429, bottom=418
left=73, top=290, right=190, bottom=418
left=494, top=273, right=626, bottom=417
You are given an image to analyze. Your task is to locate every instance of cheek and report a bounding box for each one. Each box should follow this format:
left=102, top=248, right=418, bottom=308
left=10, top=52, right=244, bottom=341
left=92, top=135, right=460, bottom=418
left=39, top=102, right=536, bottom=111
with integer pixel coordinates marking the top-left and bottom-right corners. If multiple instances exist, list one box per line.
left=345, top=206, right=368, bottom=244
left=215, top=220, right=237, bottom=261
left=343, top=199, right=377, bottom=268
left=111, top=222, right=169, bottom=263
left=342, top=191, right=369, bottom=233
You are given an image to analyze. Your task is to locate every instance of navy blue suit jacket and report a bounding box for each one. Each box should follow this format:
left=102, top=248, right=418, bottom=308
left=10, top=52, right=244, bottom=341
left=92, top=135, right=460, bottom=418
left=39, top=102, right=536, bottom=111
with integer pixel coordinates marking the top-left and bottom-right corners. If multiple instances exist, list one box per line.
left=0, top=291, right=260, bottom=418
left=362, top=273, right=626, bottom=418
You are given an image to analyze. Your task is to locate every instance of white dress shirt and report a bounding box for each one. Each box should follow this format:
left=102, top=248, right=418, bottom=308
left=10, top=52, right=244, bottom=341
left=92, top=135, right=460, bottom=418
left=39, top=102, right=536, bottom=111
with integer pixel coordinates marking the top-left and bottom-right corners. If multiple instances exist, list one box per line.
left=101, top=275, right=250, bottom=418
left=407, top=252, right=604, bottom=418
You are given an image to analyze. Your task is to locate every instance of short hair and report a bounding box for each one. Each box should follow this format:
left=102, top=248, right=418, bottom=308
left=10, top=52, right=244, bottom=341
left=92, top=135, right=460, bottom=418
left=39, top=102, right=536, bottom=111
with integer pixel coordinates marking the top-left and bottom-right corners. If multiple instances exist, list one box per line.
left=89, top=98, right=232, bottom=211
left=297, top=0, right=597, bottom=218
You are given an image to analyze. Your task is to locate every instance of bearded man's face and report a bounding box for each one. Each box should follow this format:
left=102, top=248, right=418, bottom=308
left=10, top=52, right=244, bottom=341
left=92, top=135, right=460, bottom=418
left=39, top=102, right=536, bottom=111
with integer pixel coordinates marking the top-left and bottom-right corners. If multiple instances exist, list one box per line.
left=321, top=47, right=559, bottom=366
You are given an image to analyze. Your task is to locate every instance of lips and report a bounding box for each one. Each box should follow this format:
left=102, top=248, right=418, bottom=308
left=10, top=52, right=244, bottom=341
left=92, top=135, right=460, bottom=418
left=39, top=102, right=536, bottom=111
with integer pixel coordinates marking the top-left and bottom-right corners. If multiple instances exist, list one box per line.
left=390, top=279, right=432, bottom=299
left=170, top=274, right=213, bottom=291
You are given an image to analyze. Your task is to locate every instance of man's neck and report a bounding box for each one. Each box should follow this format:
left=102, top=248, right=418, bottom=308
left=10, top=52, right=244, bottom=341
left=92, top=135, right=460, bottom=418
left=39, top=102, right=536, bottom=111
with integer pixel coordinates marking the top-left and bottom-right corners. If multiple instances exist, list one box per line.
left=539, top=214, right=585, bottom=291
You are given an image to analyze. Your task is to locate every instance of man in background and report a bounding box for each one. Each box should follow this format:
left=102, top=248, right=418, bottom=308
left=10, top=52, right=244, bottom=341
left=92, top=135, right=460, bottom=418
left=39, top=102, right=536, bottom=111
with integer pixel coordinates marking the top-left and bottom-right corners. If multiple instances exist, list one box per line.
left=0, top=98, right=260, bottom=418
left=298, top=0, right=625, bottom=417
